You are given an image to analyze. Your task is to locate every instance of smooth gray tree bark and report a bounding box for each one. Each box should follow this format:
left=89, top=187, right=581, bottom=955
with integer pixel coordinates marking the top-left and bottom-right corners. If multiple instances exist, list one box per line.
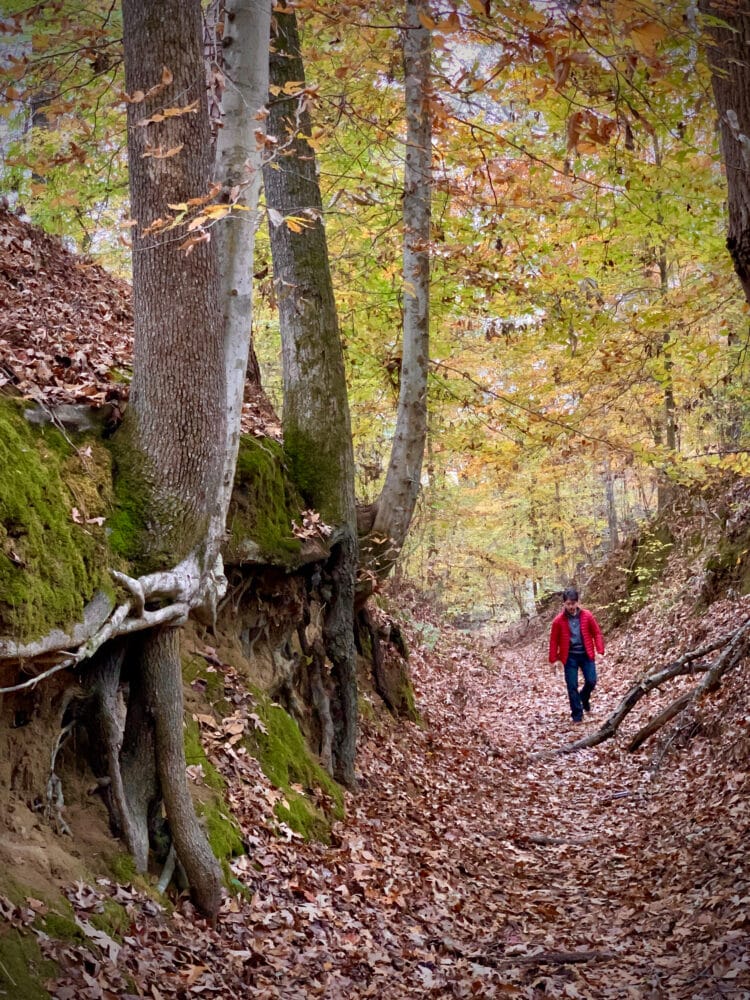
left=368, top=0, right=432, bottom=579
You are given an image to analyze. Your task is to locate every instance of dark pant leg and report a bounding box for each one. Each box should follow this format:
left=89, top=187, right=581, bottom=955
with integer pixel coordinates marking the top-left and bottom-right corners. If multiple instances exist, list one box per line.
left=564, top=658, right=583, bottom=721
left=580, top=658, right=597, bottom=708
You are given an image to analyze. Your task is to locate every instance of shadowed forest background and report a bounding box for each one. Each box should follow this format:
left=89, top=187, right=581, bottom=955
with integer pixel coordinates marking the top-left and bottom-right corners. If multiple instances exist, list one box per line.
left=0, top=1, right=749, bottom=997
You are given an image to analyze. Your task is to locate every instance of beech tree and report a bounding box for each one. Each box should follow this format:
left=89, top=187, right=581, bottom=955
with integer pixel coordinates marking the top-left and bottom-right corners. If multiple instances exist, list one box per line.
left=366, top=0, right=432, bottom=579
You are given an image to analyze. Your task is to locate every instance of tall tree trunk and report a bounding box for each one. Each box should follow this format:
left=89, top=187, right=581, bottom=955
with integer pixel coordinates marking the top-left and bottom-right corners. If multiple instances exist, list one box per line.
left=603, top=458, right=619, bottom=551
left=121, top=0, right=224, bottom=918
left=262, top=3, right=358, bottom=786
left=700, top=0, right=750, bottom=447
left=367, top=0, right=432, bottom=579
left=701, top=0, right=750, bottom=303
left=213, top=0, right=273, bottom=522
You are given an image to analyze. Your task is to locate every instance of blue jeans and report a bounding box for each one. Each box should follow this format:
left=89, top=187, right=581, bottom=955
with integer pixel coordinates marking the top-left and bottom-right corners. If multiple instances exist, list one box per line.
left=564, top=651, right=597, bottom=721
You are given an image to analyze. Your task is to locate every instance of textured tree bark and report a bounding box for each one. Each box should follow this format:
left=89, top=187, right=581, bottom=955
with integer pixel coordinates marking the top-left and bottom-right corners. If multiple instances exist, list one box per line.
left=367, top=0, right=432, bottom=579
left=262, top=3, right=358, bottom=785
left=122, top=0, right=225, bottom=564
left=701, top=0, right=750, bottom=303
left=121, top=0, right=224, bottom=916
left=142, top=628, right=222, bottom=918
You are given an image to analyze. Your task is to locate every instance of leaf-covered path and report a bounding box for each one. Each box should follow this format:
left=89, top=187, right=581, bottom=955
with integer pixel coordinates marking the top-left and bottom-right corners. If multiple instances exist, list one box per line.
left=51, top=606, right=750, bottom=999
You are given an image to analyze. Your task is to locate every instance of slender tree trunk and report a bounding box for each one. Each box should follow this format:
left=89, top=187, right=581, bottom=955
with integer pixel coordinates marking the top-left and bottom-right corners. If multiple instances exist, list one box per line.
left=262, top=3, right=358, bottom=786
left=368, top=0, right=432, bottom=579
left=213, top=0, right=273, bottom=521
left=121, top=0, right=224, bottom=917
left=603, top=458, right=619, bottom=551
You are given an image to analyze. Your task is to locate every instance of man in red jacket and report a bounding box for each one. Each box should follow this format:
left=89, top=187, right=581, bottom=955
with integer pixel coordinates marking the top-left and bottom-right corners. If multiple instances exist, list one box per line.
left=549, top=587, right=605, bottom=723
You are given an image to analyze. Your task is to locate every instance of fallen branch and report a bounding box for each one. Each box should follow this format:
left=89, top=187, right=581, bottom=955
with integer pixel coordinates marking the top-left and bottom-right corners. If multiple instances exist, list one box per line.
left=626, top=618, right=750, bottom=753
left=627, top=691, right=692, bottom=752
left=552, top=619, right=750, bottom=756
left=522, top=833, right=593, bottom=846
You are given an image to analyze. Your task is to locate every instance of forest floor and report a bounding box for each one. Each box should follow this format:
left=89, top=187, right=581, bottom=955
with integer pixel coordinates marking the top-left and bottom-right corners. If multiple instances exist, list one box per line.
left=43, top=595, right=750, bottom=1000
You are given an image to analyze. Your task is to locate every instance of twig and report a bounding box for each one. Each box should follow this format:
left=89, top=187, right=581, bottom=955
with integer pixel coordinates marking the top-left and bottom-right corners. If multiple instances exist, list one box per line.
left=0, top=956, right=17, bottom=987
left=521, top=833, right=593, bottom=846
left=436, top=936, right=615, bottom=968
left=499, top=949, right=615, bottom=967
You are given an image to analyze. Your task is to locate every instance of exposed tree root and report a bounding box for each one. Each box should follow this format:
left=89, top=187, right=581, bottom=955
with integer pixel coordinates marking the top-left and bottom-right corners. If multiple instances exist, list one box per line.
left=0, top=555, right=223, bottom=694
left=551, top=619, right=750, bottom=757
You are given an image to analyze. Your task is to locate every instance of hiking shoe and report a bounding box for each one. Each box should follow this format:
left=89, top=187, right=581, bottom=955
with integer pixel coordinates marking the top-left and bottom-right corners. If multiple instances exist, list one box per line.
left=581, top=697, right=591, bottom=713
left=572, top=717, right=583, bottom=724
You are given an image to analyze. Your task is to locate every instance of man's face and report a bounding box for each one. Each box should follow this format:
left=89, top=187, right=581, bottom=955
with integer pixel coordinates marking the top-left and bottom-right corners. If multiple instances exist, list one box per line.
left=563, top=599, right=579, bottom=615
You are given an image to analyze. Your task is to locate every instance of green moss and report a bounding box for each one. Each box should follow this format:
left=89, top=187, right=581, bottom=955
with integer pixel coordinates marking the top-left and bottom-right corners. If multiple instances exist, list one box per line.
left=398, top=679, right=421, bottom=723
left=245, top=688, right=344, bottom=841
left=0, top=398, right=111, bottom=642
left=703, top=532, right=750, bottom=602
left=228, top=436, right=302, bottom=563
left=41, top=911, right=84, bottom=944
left=184, top=720, right=245, bottom=871
left=283, top=425, right=342, bottom=523
left=183, top=654, right=229, bottom=711
left=108, top=852, right=138, bottom=884
left=0, top=926, right=57, bottom=999
left=89, top=899, right=130, bottom=940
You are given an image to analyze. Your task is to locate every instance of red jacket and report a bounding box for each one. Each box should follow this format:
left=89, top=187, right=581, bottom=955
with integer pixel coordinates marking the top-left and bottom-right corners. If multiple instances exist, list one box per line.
left=549, top=608, right=604, bottom=663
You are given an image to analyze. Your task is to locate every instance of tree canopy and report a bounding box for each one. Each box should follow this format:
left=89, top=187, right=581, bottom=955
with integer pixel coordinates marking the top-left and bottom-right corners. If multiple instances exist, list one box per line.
left=2, top=0, right=748, bottom=622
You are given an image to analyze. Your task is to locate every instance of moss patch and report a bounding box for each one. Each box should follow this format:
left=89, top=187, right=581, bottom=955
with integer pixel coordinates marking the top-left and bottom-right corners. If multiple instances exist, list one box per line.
left=702, top=531, right=750, bottom=604
left=245, top=688, right=344, bottom=841
left=90, top=898, right=130, bottom=940
left=108, top=852, right=138, bottom=884
left=0, top=926, right=56, bottom=1000
left=283, top=424, right=344, bottom=523
left=184, top=720, right=245, bottom=873
left=0, top=398, right=111, bottom=642
left=183, top=654, right=229, bottom=712
left=227, top=436, right=302, bottom=563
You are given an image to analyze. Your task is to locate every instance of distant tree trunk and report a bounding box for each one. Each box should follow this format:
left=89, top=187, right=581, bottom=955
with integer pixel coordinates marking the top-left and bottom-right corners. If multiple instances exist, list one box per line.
left=121, top=0, right=224, bottom=918
left=657, top=242, right=677, bottom=511
left=262, top=2, right=358, bottom=787
left=603, top=459, right=619, bottom=550
left=367, top=0, right=432, bottom=579
left=213, top=0, right=273, bottom=520
left=701, top=0, right=750, bottom=303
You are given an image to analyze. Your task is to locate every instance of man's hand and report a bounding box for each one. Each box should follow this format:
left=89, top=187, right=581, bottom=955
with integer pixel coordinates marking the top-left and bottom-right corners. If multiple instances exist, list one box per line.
left=553, top=659, right=563, bottom=669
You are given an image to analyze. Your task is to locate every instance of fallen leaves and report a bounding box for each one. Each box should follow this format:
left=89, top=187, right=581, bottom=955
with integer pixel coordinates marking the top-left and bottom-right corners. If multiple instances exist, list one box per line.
left=0, top=208, right=281, bottom=438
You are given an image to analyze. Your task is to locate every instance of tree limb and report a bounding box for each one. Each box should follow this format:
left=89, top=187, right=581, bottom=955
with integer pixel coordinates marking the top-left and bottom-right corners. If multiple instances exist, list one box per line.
left=550, top=618, right=750, bottom=756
